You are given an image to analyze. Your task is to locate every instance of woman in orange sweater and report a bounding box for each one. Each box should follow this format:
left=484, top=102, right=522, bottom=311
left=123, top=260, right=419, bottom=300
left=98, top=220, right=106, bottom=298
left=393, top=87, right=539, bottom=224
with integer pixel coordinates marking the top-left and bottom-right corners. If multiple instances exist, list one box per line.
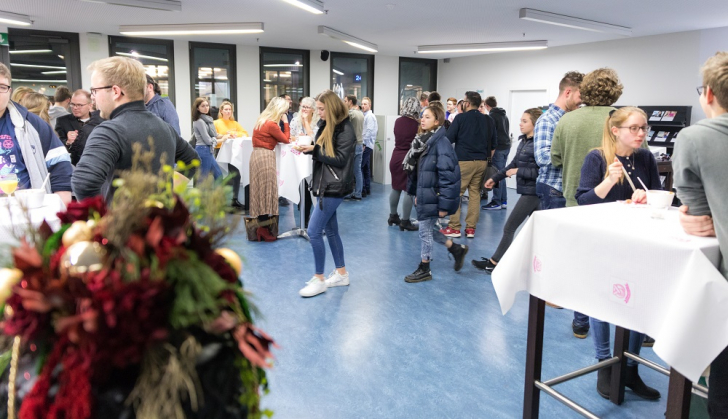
left=215, top=100, right=248, bottom=209
left=249, top=97, right=291, bottom=240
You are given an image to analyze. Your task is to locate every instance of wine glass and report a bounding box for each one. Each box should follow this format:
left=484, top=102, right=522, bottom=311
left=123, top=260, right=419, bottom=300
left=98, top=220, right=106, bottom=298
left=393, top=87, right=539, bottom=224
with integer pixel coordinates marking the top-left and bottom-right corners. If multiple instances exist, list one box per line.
left=0, top=173, right=19, bottom=198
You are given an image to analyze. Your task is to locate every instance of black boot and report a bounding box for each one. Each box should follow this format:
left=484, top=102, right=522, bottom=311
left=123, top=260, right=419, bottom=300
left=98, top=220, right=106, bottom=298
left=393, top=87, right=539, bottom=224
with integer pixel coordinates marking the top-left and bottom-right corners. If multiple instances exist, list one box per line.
left=448, top=243, right=469, bottom=272
left=388, top=213, right=401, bottom=226
left=232, top=199, right=244, bottom=209
left=597, top=364, right=611, bottom=399
left=405, top=262, right=432, bottom=283
left=625, top=365, right=661, bottom=400
left=399, top=219, right=418, bottom=231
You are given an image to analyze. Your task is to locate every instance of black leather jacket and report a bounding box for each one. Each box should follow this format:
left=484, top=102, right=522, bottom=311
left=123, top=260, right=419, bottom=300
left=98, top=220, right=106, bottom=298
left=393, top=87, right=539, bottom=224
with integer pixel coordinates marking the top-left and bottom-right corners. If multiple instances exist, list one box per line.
left=308, top=117, right=356, bottom=198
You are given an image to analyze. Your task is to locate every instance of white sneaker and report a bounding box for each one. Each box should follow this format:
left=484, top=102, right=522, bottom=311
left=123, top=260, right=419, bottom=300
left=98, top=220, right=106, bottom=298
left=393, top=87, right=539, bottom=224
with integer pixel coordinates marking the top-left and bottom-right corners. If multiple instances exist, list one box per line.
left=325, top=270, right=350, bottom=287
left=299, top=277, right=327, bottom=297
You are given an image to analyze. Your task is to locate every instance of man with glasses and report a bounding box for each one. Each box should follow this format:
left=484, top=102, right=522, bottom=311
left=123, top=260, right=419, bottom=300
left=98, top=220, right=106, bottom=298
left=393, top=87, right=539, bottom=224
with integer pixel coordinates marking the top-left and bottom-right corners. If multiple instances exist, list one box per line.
left=72, top=57, right=198, bottom=202
left=56, top=89, right=92, bottom=149
left=0, top=63, right=73, bottom=205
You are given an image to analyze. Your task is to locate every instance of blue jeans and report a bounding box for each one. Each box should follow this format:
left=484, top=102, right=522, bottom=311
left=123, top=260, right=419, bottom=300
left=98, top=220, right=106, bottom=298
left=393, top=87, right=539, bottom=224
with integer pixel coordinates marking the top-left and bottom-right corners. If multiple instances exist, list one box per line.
left=591, top=318, right=643, bottom=366
left=307, top=197, right=345, bottom=275
left=350, top=144, right=363, bottom=198
left=195, top=145, right=222, bottom=180
left=491, top=148, right=510, bottom=205
left=418, top=217, right=448, bottom=261
left=536, top=181, right=590, bottom=329
left=362, top=146, right=373, bottom=193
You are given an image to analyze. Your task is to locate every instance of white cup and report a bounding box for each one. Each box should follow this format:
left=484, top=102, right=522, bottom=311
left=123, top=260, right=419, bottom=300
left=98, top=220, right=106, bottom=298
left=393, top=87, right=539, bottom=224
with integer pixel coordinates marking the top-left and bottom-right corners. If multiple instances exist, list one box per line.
left=297, top=136, right=313, bottom=146
left=646, top=190, right=674, bottom=219
left=14, top=189, right=46, bottom=209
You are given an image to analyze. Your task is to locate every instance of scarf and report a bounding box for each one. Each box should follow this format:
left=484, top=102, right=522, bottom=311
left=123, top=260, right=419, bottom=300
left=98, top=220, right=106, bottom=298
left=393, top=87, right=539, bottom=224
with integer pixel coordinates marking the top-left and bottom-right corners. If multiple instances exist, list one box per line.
left=402, top=130, right=435, bottom=173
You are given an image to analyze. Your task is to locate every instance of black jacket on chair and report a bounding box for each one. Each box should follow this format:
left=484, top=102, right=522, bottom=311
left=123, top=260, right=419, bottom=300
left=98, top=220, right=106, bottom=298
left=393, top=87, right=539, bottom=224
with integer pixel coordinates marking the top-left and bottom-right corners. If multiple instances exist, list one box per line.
left=490, top=135, right=538, bottom=196
left=308, top=117, right=356, bottom=198
left=55, top=114, right=86, bottom=147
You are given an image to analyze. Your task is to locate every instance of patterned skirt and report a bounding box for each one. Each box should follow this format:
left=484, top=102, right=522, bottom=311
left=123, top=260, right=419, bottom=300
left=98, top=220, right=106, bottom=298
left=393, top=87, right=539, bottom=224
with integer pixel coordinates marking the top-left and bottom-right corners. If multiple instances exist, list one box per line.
left=249, top=147, right=278, bottom=218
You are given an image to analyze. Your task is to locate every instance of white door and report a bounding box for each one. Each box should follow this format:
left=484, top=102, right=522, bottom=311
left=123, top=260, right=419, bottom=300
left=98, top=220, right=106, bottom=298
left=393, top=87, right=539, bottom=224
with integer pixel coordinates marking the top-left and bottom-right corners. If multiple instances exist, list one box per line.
left=505, top=90, right=548, bottom=188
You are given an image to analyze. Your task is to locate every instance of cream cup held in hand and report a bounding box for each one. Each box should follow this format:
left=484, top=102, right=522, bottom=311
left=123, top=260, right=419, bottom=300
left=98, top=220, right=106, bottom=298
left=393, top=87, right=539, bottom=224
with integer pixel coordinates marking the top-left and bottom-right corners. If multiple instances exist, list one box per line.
left=646, top=190, right=674, bottom=219
left=297, top=136, right=313, bottom=146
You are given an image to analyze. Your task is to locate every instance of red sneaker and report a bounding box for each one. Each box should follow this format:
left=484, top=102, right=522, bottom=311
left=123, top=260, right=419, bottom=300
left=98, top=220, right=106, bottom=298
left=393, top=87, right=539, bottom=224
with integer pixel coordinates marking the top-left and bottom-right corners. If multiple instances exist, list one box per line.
left=440, top=227, right=461, bottom=238
left=465, top=228, right=475, bottom=238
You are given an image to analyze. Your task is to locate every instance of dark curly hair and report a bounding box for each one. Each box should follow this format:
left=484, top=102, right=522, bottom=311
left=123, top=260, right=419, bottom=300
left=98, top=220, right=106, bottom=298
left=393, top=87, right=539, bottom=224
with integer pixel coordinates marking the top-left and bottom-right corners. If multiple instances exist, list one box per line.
left=579, top=68, right=623, bottom=106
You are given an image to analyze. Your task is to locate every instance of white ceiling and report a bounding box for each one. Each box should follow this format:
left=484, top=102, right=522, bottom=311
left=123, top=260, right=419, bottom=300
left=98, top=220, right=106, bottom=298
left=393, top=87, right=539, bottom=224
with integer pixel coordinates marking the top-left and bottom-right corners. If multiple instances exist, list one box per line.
left=3, top=0, right=728, bottom=57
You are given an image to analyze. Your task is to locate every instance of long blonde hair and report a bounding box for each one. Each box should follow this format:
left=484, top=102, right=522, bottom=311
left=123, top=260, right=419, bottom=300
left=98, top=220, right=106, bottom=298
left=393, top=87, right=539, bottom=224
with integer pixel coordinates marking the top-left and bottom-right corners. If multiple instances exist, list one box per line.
left=19, top=92, right=50, bottom=124
left=218, top=100, right=236, bottom=121
left=315, top=90, right=348, bottom=158
left=598, top=106, right=647, bottom=183
left=256, top=97, right=289, bottom=130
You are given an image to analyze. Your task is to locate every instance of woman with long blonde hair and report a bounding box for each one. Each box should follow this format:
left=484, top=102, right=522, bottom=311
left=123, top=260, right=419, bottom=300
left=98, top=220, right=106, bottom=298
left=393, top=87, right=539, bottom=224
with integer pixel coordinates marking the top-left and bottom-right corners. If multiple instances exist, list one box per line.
left=293, top=90, right=355, bottom=298
left=575, top=106, right=662, bottom=400
left=18, top=92, right=51, bottom=125
left=248, top=97, right=291, bottom=240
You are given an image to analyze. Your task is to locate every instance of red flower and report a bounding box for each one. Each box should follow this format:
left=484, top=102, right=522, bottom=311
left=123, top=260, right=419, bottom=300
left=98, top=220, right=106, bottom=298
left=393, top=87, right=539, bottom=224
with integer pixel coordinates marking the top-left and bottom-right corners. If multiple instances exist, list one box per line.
left=57, top=196, right=107, bottom=224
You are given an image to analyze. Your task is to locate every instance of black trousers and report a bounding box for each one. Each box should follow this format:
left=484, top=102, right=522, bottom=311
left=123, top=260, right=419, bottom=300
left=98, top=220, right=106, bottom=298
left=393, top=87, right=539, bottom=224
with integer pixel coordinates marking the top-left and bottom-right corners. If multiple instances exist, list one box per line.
left=228, top=164, right=241, bottom=201
left=709, top=345, right=728, bottom=418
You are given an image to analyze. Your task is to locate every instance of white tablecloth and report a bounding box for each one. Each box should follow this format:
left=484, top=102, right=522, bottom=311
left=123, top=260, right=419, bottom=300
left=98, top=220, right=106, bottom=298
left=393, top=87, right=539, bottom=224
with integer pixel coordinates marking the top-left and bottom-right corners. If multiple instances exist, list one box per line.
left=492, top=202, right=728, bottom=382
left=0, top=194, right=65, bottom=247
left=216, top=137, right=313, bottom=205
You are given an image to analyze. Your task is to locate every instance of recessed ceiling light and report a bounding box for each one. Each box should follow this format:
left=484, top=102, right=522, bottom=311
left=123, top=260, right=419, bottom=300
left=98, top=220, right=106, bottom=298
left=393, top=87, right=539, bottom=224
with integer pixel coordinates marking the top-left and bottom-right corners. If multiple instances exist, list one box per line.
left=333, top=69, right=344, bottom=75
left=9, top=49, right=52, bottom=54
left=80, top=0, right=181, bottom=12
left=318, top=26, right=378, bottom=53
left=12, top=79, right=67, bottom=83
left=10, top=63, right=67, bottom=70
left=119, top=22, right=264, bottom=36
left=264, top=63, right=303, bottom=67
left=281, top=0, right=324, bottom=15
left=116, top=52, right=168, bottom=62
left=417, top=41, right=548, bottom=54
left=41, top=70, right=68, bottom=75
left=0, top=10, right=32, bottom=26
left=519, top=8, right=632, bottom=36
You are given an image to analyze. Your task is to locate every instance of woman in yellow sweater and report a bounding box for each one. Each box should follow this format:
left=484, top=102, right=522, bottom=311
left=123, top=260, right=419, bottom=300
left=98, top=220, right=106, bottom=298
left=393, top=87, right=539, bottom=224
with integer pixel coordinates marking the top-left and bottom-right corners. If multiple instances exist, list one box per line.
left=215, top=100, right=249, bottom=209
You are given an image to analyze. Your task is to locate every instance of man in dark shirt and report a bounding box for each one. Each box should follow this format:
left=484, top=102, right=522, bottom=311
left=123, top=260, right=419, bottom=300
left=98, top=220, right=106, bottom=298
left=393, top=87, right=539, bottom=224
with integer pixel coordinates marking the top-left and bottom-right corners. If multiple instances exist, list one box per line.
left=55, top=89, right=92, bottom=148
left=440, top=91, right=497, bottom=239
left=482, top=96, right=511, bottom=210
left=72, top=57, right=198, bottom=201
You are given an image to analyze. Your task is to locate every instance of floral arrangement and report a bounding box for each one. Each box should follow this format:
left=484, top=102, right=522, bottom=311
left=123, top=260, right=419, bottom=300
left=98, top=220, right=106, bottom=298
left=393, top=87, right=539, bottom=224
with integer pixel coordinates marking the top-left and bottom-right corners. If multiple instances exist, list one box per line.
left=0, top=148, right=275, bottom=419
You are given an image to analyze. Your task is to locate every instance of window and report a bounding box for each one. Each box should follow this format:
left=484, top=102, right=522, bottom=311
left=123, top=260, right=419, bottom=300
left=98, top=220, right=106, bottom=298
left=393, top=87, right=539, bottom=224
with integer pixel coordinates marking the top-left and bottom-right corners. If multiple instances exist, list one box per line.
left=109, top=36, right=175, bottom=104
left=398, top=57, right=437, bottom=114
left=190, top=42, right=236, bottom=119
left=7, top=29, right=82, bottom=94
left=330, top=52, right=374, bottom=108
left=260, top=47, right=309, bottom=112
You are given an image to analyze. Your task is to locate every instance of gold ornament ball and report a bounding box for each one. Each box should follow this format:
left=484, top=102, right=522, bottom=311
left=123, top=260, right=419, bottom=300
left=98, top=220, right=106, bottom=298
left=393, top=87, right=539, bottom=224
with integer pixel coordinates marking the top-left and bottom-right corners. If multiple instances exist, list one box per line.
left=60, top=241, right=107, bottom=278
left=62, top=220, right=94, bottom=247
left=0, top=268, right=23, bottom=306
left=215, top=248, right=242, bottom=276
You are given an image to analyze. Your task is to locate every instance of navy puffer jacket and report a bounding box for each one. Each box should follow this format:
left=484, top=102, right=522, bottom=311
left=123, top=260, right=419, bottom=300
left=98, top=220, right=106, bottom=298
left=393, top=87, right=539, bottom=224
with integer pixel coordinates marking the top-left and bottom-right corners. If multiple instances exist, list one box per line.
left=406, top=127, right=461, bottom=221
left=490, top=135, right=538, bottom=196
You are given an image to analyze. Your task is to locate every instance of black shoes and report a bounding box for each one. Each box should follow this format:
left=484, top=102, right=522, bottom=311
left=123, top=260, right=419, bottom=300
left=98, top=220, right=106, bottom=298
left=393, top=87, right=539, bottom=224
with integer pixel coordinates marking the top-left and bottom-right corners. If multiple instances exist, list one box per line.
left=472, top=257, right=497, bottom=273
left=405, top=262, right=432, bottom=283
left=642, top=336, right=655, bottom=347
left=399, top=220, right=418, bottom=231
left=625, top=366, right=661, bottom=400
left=279, top=197, right=289, bottom=206
left=597, top=365, right=612, bottom=399
left=448, top=243, right=468, bottom=272
left=231, top=199, right=244, bottom=209
left=572, top=320, right=590, bottom=339
left=388, top=213, right=401, bottom=226
left=362, top=191, right=368, bottom=198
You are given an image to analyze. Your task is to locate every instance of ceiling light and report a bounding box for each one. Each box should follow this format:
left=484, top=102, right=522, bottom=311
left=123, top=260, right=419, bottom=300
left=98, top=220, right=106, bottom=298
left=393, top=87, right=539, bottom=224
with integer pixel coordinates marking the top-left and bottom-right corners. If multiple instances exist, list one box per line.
left=279, top=74, right=291, bottom=78
left=263, top=79, right=272, bottom=82
left=41, top=70, right=67, bottom=75
left=9, top=49, right=52, bottom=54
left=264, top=63, right=303, bottom=67
left=0, top=10, right=32, bottom=26
left=318, top=26, right=378, bottom=53
left=80, top=0, right=181, bottom=12
left=281, top=0, right=324, bottom=14
left=417, top=41, right=548, bottom=54
left=333, top=69, right=344, bottom=75
left=12, top=79, right=67, bottom=83
left=120, top=22, right=264, bottom=36
left=116, top=52, right=168, bottom=62
left=10, top=63, right=67, bottom=70
left=519, top=8, right=632, bottom=36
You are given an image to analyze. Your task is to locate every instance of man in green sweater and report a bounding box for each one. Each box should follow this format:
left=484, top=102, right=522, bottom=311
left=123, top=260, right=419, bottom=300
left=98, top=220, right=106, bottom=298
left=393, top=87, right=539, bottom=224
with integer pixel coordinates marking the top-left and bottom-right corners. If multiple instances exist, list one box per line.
left=673, top=51, right=728, bottom=419
left=551, top=68, right=624, bottom=207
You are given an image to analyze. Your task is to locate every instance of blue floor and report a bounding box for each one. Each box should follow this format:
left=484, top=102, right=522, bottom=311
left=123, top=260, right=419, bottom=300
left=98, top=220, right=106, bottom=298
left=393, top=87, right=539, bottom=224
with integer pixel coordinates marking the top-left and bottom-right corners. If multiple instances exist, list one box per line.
left=227, top=184, right=674, bottom=419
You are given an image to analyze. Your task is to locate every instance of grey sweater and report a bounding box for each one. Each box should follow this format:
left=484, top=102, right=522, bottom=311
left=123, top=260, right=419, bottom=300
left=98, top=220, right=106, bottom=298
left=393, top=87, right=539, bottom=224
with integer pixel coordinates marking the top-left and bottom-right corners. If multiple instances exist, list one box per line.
left=72, top=100, right=199, bottom=201
left=193, top=114, right=217, bottom=146
left=672, top=112, right=728, bottom=279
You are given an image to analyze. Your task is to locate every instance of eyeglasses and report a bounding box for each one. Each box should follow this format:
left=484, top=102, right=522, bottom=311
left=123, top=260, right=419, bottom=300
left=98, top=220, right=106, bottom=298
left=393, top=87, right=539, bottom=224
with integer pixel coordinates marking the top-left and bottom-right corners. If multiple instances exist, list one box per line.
left=619, top=125, right=651, bottom=134
left=69, top=102, right=89, bottom=108
left=301, top=105, right=312, bottom=110
left=697, top=86, right=706, bottom=96
left=0, top=84, right=10, bottom=93
left=90, top=85, right=114, bottom=96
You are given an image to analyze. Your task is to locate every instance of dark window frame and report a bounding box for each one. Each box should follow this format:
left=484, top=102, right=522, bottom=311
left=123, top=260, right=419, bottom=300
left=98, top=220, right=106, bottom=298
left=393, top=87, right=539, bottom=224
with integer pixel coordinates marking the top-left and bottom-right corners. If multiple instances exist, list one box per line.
left=108, top=35, right=176, bottom=105
left=330, top=51, right=375, bottom=111
left=259, top=47, right=310, bottom=112
left=7, top=28, right=82, bottom=91
left=398, top=57, right=438, bottom=115
left=189, top=41, right=237, bottom=119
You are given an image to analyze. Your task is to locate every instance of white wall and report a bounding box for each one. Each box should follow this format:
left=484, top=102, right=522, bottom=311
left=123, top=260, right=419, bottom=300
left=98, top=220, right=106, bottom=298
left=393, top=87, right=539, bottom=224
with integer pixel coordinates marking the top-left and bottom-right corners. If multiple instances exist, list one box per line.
left=310, top=50, right=330, bottom=98
left=373, top=55, right=399, bottom=116
left=236, top=45, right=260, bottom=136
left=78, top=32, right=109, bottom=89
left=438, top=29, right=722, bottom=125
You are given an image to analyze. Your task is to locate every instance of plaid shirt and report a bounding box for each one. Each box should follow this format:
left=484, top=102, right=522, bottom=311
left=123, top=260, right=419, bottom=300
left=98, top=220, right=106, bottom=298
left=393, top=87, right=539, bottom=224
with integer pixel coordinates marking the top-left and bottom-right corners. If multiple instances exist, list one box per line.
left=534, top=104, right=566, bottom=190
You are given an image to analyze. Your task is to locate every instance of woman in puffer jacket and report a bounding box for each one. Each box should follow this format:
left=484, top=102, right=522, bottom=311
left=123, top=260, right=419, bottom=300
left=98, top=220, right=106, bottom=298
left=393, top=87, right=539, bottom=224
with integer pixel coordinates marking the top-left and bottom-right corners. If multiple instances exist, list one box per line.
left=472, top=107, right=543, bottom=273
left=403, top=105, right=467, bottom=283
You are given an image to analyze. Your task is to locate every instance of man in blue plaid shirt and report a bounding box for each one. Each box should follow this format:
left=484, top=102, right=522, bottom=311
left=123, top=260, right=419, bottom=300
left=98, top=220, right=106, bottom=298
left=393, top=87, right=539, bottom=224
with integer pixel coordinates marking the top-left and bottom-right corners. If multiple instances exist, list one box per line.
left=533, top=71, right=591, bottom=339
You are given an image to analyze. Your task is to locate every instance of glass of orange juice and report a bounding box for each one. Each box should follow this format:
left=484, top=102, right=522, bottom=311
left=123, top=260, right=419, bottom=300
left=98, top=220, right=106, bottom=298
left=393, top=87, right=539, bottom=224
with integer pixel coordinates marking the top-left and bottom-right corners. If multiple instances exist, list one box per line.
left=0, top=174, right=19, bottom=197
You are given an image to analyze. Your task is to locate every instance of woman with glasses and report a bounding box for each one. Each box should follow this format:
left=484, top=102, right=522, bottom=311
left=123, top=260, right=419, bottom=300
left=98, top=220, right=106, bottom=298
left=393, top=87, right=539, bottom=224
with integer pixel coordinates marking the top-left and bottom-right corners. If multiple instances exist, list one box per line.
left=192, top=97, right=228, bottom=180
left=575, top=106, right=662, bottom=401
left=214, top=100, right=247, bottom=209
left=288, top=97, right=318, bottom=225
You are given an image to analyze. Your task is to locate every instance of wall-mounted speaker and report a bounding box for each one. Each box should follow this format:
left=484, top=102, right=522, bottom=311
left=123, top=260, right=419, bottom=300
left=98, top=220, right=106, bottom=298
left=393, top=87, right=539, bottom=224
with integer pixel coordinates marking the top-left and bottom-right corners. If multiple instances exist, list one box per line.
left=321, top=50, right=330, bottom=61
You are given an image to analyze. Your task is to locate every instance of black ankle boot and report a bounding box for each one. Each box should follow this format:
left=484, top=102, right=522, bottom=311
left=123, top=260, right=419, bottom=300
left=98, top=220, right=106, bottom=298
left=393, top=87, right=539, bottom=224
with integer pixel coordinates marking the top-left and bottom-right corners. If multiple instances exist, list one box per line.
left=597, top=365, right=611, bottom=399
left=448, top=243, right=469, bottom=272
left=232, top=199, right=244, bottom=209
left=625, top=365, right=661, bottom=400
left=405, top=262, right=432, bottom=283
left=388, top=213, right=401, bottom=226
left=399, top=219, right=418, bottom=231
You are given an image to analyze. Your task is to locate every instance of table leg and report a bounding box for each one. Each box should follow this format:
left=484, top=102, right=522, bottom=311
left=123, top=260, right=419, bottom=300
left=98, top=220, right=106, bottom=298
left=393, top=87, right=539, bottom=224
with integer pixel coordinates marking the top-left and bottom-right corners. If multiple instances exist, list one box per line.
left=277, top=179, right=310, bottom=240
left=610, top=326, right=629, bottom=405
left=666, top=368, right=692, bottom=419
left=523, top=295, right=546, bottom=419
